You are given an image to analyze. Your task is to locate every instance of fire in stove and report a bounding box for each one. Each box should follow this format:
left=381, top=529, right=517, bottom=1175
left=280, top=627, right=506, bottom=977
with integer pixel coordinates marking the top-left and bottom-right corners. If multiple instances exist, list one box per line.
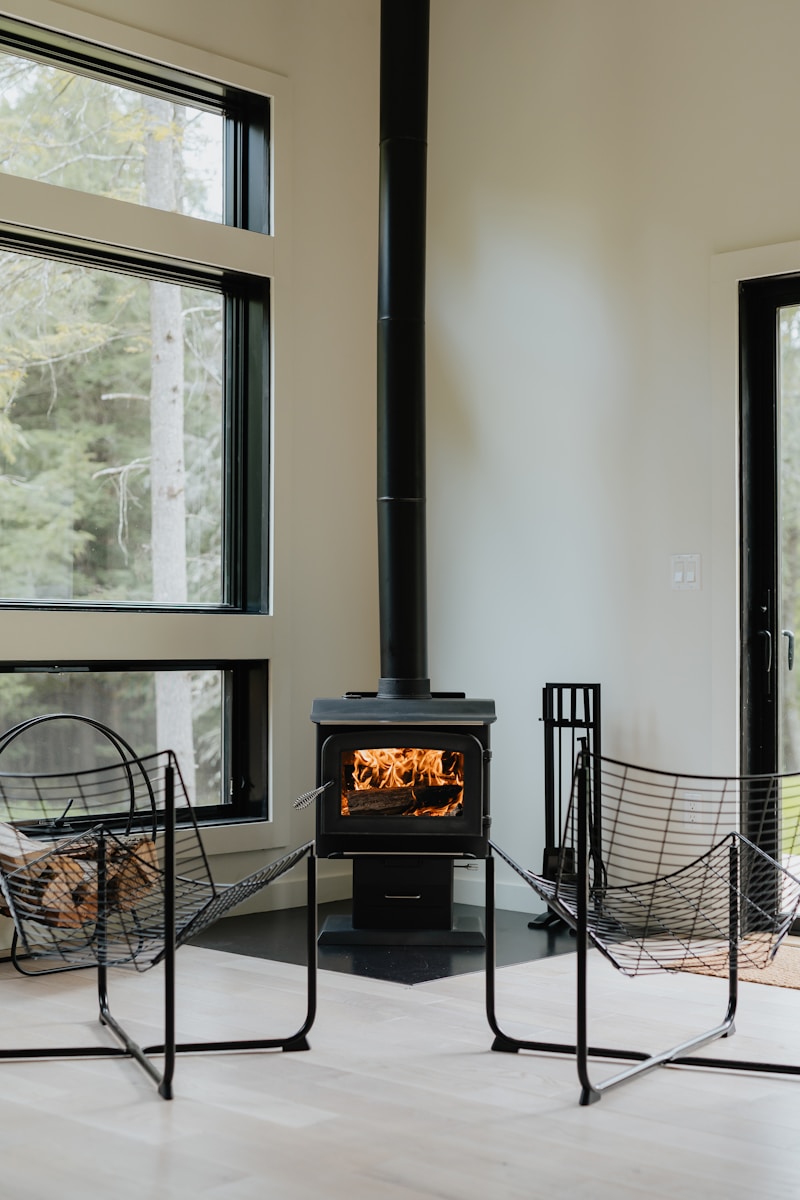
left=343, top=746, right=464, bottom=817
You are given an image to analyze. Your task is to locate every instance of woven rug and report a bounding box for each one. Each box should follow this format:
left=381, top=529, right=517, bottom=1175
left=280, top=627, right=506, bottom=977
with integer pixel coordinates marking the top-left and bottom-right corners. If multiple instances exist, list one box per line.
left=679, top=935, right=800, bottom=990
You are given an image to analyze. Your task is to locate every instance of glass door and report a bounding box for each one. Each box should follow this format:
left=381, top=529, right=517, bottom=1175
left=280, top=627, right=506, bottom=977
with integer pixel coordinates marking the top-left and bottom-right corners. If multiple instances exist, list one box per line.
left=778, top=307, right=800, bottom=873
left=779, top=304, right=800, bottom=774
left=741, top=276, right=800, bottom=870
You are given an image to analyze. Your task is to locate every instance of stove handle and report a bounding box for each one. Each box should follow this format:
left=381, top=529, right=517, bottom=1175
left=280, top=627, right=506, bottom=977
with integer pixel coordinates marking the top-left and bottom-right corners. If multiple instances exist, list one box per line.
left=293, top=780, right=334, bottom=809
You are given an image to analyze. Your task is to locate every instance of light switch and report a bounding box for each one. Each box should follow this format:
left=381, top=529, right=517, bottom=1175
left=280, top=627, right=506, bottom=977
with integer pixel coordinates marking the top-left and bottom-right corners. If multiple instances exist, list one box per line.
left=671, top=554, right=701, bottom=590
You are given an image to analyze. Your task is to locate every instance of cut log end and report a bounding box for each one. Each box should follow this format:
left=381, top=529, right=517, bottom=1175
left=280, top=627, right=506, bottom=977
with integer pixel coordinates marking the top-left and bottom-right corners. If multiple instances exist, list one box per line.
left=0, top=826, right=160, bottom=928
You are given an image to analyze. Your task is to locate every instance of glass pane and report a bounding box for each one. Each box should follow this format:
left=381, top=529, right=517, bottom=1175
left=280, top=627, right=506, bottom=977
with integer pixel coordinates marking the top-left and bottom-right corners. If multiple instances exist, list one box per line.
left=0, top=668, right=222, bottom=807
left=0, top=249, right=223, bottom=605
left=0, top=51, right=223, bottom=221
left=779, top=305, right=800, bottom=776
left=778, top=306, right=800, bottom=868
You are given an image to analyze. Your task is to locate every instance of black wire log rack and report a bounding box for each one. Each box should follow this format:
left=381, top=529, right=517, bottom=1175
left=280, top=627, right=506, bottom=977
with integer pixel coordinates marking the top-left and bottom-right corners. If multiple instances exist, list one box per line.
left=0, top=713, right=320, bottom=1099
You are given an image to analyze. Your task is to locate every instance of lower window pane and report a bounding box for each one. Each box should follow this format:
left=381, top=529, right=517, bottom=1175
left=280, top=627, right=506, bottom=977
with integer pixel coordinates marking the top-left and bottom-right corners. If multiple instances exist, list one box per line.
left=0, top=668, right=222, bottom=808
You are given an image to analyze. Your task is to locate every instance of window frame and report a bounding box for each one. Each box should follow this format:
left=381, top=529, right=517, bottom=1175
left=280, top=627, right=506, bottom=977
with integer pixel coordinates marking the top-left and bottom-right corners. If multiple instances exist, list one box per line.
left=0, top=2, right=291, bottom=848
left=1, top=659, right=270, bottom=825
left=0, top=16, right=273, bottom=238
left=0, top=235, right=270, bottom=615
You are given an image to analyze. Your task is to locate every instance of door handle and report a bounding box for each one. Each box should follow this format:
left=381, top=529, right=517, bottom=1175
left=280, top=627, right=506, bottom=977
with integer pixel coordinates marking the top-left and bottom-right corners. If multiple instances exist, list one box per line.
left=760, top=629, right=773, bottom=673
left=784, top=629, right=795, bottom=671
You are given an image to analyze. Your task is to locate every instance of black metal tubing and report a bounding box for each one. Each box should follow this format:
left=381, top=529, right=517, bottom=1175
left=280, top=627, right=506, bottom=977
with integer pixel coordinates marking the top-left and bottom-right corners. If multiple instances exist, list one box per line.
left=0, top=759, right=177, bottom=1097
left=0, top=767, right=317, bottom=1096
left=0, top=846, right=317, bottom=1092
left=485, top=819, right=800, bottom=1104
left=144, top=845, right=318, bottom=1059
left=99, top=989, right=167, bottom=1091
left=376, top=0, right=431, bottom=698
left=0, top=955, right=173, bottom=1092
left=542, top=685, right=601, bottom=865
left=160, top=762, right=177, bottom=1097
left=530, top=685, right=600, bottom=932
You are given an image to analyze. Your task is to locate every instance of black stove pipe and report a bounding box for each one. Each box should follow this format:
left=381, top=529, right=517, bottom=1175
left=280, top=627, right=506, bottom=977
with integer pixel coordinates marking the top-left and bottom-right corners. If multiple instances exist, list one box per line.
left=376, top=0, right=431, bottom=700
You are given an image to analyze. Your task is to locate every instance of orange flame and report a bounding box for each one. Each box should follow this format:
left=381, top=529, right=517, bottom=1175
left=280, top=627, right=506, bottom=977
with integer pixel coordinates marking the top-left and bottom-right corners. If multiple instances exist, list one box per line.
left=342, top=747, right=464, bottom=817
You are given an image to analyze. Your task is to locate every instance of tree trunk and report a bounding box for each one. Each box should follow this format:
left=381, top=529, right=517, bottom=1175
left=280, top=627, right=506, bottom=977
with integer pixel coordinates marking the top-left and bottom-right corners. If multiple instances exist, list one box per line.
left=144, top=96, right=197, bottom=801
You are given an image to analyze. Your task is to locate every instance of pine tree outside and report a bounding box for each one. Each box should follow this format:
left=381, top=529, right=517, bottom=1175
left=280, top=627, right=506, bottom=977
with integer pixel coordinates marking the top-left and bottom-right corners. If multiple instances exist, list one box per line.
left=0, top=41, right=264, bottom=813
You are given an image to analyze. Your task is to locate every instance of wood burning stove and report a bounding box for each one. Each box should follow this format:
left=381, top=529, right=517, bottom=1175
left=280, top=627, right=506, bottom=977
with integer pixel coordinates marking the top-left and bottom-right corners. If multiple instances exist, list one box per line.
left=311, top=0, right=495, bottom=942
left=312, top=693, right=494, bottom=938
left=312, top=693, right=494, bottom=860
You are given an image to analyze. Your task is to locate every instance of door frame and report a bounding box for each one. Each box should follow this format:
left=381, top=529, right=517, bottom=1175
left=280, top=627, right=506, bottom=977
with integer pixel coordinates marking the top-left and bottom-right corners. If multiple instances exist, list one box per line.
left=710, top=240, right=800, bottom=778
left=739, top=273, right=796, bottom=777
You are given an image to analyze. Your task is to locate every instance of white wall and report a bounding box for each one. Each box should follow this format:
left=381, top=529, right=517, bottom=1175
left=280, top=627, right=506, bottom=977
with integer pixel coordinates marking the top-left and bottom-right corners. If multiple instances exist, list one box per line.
left=0, top=0, right=382, bottom=912
left=7, top=0, right=800, bottom=915
left=426, top=0, right=800, bottom=907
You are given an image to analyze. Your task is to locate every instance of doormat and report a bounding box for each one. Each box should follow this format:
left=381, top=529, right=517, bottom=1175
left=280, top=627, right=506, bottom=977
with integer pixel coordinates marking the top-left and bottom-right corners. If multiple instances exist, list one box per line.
left=678, top=936, right=800, bottom=990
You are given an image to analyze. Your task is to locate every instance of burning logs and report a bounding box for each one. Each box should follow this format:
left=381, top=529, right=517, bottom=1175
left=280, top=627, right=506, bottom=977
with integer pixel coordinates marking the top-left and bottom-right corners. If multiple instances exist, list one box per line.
left=343, top=747, right=465, bottom=816
left=345, top=784, right=462, bottom=817
left=0, top=823, right=159, bottom=928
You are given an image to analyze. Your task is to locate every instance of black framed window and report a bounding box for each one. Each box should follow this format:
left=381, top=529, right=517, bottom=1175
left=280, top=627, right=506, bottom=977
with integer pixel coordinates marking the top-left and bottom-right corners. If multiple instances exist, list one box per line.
left=0, top=15, right=277, bottom=824
left=0, top=16, right=270, bottom=232
left=0, top=661, right=268, bottom=822
left=0, top=243, right=268, bottom=612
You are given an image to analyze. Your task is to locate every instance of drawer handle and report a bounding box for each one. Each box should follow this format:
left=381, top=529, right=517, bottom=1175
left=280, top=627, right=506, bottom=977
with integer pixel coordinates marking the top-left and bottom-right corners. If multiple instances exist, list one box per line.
left=385, top=893, right=422, bottom=900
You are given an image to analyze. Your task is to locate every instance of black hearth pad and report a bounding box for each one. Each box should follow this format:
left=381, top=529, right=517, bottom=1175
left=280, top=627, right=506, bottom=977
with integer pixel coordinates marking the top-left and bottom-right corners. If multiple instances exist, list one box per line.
left=189, top=900, right=575, bottom=985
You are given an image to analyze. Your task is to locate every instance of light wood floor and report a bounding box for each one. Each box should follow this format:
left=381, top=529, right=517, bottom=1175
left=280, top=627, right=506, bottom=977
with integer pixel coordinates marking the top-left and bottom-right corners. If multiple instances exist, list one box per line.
left=0, top=946, right=799, bottom=1199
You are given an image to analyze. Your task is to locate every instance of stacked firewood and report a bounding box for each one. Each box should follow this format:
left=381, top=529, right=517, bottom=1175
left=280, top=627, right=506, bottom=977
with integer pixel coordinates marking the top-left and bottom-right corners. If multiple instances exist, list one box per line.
left=0, top=823, right=160, bottom=928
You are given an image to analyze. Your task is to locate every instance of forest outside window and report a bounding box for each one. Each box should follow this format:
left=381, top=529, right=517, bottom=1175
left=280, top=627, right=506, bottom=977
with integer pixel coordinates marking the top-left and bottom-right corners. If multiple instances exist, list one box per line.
left=0, top=44, right=225, bottom=220
left=0, top=662, right=268, bottom=821
left=0, top=15, right=276, bottom=825
left=0, top=29, right=270, bottom=611
left=0, top=252, right=230, bottom=606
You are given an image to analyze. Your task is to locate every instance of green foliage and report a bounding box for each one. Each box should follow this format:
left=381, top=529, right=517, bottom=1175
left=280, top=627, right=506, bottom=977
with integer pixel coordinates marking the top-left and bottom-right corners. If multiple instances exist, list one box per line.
left=0, top=53, right=221, bottom=218
left=0, top=668, right=221, bottom=804
left=0, top=50, right=226, bottom=777
left=0, top=54, right=225, bottom=606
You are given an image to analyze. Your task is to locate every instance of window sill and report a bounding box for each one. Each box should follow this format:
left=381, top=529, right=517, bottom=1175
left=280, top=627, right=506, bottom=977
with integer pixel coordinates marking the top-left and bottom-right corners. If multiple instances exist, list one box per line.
left=200, top=818, right=289, bottom=856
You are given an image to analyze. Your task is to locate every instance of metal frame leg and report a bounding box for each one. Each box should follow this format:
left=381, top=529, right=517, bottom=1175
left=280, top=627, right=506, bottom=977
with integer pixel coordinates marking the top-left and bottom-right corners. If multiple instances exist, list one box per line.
left=0, top=812, right=175, bottom=1097
left=484, top=843, right=799, bottom=1105
left=0, top=845, right=318, bottom=1099
left=0, top=763, right=317, bottom=1099
left=144, top=845, right=318, bottom=1060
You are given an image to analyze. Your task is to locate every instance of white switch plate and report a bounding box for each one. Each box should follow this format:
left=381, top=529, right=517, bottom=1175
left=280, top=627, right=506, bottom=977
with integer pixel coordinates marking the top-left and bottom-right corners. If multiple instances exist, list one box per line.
left=671, top=554, right=701, bottom=590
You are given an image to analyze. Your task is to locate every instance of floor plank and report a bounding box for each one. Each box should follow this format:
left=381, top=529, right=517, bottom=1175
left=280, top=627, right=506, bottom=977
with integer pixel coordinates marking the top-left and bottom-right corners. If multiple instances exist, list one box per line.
left=0, top=948, right=798, bottom=1198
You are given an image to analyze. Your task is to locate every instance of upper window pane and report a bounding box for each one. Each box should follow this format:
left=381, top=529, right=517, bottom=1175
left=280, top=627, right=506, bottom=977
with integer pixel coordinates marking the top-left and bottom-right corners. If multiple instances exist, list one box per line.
left=0, top=51, right=224, bottom=221
left=0, top=249, right=224, bottom=606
